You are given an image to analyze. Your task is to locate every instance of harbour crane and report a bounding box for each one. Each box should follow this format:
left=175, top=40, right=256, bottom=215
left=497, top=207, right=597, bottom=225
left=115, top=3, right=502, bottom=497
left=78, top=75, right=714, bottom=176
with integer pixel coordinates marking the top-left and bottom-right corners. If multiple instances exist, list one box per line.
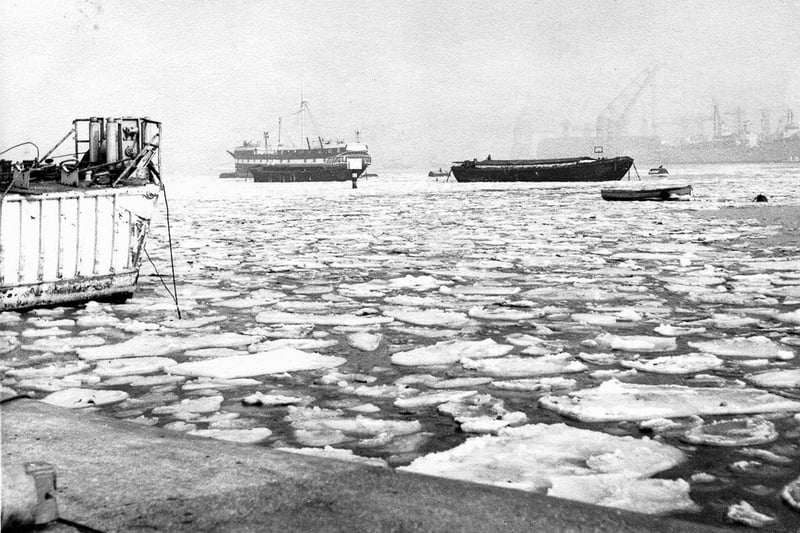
left=595, top=64, right=658, bottom=145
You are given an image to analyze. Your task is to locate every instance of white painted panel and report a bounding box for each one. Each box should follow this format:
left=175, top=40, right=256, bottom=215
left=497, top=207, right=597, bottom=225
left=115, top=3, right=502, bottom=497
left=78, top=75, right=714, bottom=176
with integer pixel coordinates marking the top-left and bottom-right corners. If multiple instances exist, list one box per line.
left=1, top=200, right=22, bottom=284
left=40, top=198, right=60, bottom=281
left=76, top=196, right=96, bottom=276
left=19, top=198, right=40, bottom=283
left=94, top=195, right=114, bottom=275
left=60, top=197, right=79, bottom=278
left=112, top=205, right=132, bottom=272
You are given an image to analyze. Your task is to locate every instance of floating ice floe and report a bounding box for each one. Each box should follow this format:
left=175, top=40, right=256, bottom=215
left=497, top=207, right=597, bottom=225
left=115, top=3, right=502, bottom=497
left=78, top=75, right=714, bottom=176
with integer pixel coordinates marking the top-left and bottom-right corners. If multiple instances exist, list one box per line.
left=161, top=316, right=227, bottom=329
left=152, top=395, right=223, bottom=415
left=571, top=314, right=620, bottom=326
left=255, top=310, right=393, bottom=326
left=0, top=336, right=18, bottom=354
left=744, top=368, right=800, bottom=388
left=15, top=375, right=99, bottom=393
left=467, top=306, right=544, bottom=321
left=346, top=331, right=382, bottom=352
left=249, top=338, right=339, bottom=352
left=438, top=394, right=528, bottom=434
left=188, top=427, right=272, bottom=444
left=461, top=354, right=587, bottom=378
left=170, top=348, right=346, bottom=379
left=7, top=361, right=91, bottom=380
left=619, top=353, right=723, bottom=375
left=681, top=416, right=778, bottom=446
left=653, top=324, right=706, bottom=336
left=490, top=377, right=576, bottom=392
left=182, top=377, right=261, bottom=390
left=427, top=377, right=493, bottom=389
left=291, top=415, right=422, bottom=438
left=393, top=390, right=478, bottom=409
left=77, top=332, right=261, bottom=360
left=539, top=380, right=800, bottom=422
left=688, top=336, right=794, bottom=360
left=279, top=445, right=389, bottom=468
left=42, top=388, right=128, bottom=408
left=22, top=335, right=106, bottom=353
left=381, top=308, right=470, bottom=328
left=782, top=476, right=800, bottom=511
left=21, top=327, right=72, bottom=338
left=595, top=333, right=677, bottom=352
left=388, top=326, right=460, bottom=338
left=93, top=357, right=178, bottom=377
left=399, top=423, right=695, bottom=514
left=388, top=275, right=445, bottom=291
left=183, top=348, right=249, bottom=358
left=242, top=392, right=307, bottom=406
left=725, top=501, right=775, bottom=528
left=391, top=339, right=512, bottom=367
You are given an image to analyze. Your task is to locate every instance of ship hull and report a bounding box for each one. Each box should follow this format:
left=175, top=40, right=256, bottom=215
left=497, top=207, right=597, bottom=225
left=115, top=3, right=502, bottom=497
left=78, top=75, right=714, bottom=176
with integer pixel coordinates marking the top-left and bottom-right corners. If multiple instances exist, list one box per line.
left=250, top=164, right=364, bottom=183
left=451, top=157, right=633, bottom=183
left=1, top=185, right=159, bottom=311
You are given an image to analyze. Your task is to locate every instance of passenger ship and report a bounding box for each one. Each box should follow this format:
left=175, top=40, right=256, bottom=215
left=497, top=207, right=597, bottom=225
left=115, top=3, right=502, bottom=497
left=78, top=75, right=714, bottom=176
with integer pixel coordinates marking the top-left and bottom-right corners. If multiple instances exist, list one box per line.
left=221, top=100, right=371, bottom=184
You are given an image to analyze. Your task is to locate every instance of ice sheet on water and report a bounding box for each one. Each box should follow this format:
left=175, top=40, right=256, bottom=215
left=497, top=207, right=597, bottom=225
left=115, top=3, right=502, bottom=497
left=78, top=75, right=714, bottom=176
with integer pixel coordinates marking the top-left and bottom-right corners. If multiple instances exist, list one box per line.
left=619, top=353, right=723, bottom=375
left=467, top=306, right=544, bottom=321
left=152, top=395, right=223, bottom=415
left=745, top=369, right=800, bottom=387
left=346, top=331, right=382, bottom=351
left=7, top=361, right=90, bottom=379
left=399, top=423, right=693, bottom=514
left=92, top=357, right=177, bottom=377
left=248, top=338, right=339, bottom=352
left=490, top=377, right=576, bottom=392
left=21, top=327, right=72, bottom=337
left=256, top=310, right=393, bottom=326
left=394, top=390, right=478, bottom=409
left=681, top=416, right=778, bottom=446
left=381, top=308, right=470, bottom=327
left=242, top=392, right=308, bottom=406
left=77, top=332, right=261, bottom=360
left=22, top=335, right=106, bottom=353
left=438, top=394, right=528, bottom=434
left=188, top=427, right=272, bottom=444
left=170, top=348, right=346, bottom=379
left=291, top=415, right=422, bottom=438
left=279, top=446, right=389, bottom=468
left=539, top=379, right=800, bottom=422
left=391, top=339, right=513, bottom=367
left=595, top=333, right=677, bottom=352
left=688, top=336, right=794, bottom=359
left=461, top=354, right=587, bottom=377
left=43, top=388, right=128, bottom=408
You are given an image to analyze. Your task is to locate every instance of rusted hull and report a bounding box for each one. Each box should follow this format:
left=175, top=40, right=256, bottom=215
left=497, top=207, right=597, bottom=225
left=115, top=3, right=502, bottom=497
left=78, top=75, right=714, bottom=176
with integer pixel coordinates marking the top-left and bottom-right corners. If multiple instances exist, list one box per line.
left=1, top=271, right=138, bottom=312
left=0, top=185, right=159, bottom=311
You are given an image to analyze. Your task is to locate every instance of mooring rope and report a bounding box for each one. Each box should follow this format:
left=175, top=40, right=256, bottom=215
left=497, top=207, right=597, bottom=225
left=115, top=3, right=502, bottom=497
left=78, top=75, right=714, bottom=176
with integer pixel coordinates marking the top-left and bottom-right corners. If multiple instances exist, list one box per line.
left=161, top=183, right=182, bottom=319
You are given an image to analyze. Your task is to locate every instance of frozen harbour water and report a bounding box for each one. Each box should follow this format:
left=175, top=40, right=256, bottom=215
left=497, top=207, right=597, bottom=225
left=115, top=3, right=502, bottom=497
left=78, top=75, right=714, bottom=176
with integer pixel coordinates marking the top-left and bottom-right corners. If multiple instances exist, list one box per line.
left=2, top=164, right=800, bottom=530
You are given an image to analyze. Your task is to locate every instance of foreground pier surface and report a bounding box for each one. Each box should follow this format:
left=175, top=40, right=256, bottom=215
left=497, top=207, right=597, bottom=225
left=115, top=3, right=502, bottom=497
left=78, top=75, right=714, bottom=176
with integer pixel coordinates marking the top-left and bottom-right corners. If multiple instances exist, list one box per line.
left=1, top=400, right=729, bottom=532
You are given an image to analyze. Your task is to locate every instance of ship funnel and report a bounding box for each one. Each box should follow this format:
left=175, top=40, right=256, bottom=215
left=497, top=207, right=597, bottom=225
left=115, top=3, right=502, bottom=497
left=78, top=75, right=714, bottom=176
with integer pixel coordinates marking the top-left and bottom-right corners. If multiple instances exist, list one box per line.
left=88, top=117, right=102, bottom=163
left=105, top=118, right=121, bottom=164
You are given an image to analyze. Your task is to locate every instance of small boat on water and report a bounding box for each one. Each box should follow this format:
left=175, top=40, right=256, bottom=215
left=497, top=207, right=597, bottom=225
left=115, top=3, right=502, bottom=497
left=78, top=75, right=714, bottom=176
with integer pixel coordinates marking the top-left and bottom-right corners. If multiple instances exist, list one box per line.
left=428, top=168, right=449, bottom=178
left=1, top=116, right=162, bottom=311
left=450, top=156, right=634, bottom=183
left=600, top=184, right=692, bottom=201
left=648, top=165, right=669, bottom=175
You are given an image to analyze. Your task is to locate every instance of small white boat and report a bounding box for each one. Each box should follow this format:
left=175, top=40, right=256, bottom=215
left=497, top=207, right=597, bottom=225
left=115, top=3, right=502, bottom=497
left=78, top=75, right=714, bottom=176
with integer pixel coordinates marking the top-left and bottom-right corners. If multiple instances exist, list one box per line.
left=600, top=184, right=692, bottom=201
left=1, top=117, right=162, bottom=311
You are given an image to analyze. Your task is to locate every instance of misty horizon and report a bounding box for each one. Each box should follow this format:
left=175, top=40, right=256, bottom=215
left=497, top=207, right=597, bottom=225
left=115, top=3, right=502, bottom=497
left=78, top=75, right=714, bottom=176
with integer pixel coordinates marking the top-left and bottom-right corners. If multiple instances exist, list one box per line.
left=2, top=0, right=799, bottom=173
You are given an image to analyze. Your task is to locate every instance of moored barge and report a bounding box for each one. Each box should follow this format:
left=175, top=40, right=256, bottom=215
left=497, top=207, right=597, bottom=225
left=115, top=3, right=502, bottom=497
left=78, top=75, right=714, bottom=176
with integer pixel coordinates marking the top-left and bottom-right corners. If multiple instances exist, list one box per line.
left=1, top=116, right=162, bottom=311
left=450, top=156, right=634, bottom=183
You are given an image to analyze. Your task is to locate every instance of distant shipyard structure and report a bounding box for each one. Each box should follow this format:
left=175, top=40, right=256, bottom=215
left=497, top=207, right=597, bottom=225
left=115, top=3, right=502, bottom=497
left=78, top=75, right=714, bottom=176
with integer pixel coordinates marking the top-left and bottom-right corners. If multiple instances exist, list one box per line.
left=537, top=65, right=800, bottom=165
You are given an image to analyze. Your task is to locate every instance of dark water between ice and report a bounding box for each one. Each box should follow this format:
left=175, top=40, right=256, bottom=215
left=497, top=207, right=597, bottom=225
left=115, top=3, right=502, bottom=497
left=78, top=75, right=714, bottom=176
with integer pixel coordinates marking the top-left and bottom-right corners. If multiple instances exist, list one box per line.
left=3, top=164, right=800, bottom=530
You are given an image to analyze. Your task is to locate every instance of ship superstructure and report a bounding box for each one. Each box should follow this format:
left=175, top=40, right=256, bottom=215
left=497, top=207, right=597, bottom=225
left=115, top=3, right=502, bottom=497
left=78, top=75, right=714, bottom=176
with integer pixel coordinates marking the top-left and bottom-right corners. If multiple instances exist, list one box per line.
left=221, top=100, right=371, bottom=184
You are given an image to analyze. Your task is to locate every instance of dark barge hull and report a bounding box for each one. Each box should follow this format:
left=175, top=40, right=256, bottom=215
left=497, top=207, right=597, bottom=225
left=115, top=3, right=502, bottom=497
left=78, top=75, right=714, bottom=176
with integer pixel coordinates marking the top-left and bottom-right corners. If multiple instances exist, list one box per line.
left=250, top=165, right=363, bottom=183
left=450, top=156, right=634, bottom=183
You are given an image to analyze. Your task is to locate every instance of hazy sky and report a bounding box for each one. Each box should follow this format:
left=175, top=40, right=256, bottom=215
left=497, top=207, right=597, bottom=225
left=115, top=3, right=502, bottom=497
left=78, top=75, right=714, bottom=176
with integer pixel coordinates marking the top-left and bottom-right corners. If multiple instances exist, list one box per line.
left=2, top=0, right=799, bottom=171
